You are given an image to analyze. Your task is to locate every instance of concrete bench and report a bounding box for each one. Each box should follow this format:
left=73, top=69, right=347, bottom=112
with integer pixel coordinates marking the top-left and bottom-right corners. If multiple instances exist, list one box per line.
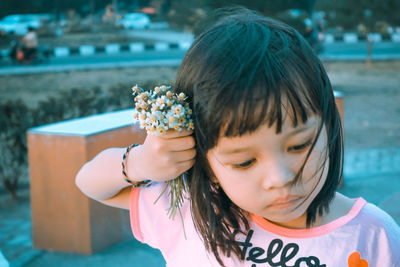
left=27, top=109, right=146, bottom=254
left=334, top=90, right=343, bottom=120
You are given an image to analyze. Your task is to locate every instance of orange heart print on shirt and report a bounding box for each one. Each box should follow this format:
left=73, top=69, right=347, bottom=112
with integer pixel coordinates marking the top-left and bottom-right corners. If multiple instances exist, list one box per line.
left=348, top=251, right=369, bottom=267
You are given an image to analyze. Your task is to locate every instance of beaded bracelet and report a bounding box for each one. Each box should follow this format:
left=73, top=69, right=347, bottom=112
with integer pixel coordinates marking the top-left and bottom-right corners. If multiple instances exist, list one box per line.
left=122, top=144, right=152, bottom=187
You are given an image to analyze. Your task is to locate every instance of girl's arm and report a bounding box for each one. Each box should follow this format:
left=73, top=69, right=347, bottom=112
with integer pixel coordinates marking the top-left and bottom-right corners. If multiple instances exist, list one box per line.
left=75, top=147, right=135, bottom=209
left=75, top=130, right=196, bottom=209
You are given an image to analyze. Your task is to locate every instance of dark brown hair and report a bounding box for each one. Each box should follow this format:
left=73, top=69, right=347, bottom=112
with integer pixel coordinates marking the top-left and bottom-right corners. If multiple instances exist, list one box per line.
left=174, top=7, right=343, bottom=266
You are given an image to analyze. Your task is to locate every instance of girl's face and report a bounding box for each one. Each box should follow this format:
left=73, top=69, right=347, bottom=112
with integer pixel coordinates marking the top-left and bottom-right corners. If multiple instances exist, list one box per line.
left=207, top=115, right=329, bottom=229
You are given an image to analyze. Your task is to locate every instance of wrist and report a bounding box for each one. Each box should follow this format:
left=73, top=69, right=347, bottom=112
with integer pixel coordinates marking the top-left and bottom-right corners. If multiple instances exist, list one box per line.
left=123, top=144, right=152, bottom=187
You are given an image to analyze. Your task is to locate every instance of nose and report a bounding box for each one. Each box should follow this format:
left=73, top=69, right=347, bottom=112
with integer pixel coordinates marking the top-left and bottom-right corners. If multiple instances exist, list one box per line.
left=260, top=157, right=296, bottom=190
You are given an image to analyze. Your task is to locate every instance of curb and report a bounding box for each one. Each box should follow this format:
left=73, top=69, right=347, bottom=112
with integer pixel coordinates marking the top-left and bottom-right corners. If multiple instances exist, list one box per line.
left=52, top=41, right=191, bottom=57
left=0, top=40, right=192, bottom=60
left=324, top=32, right=400, bottom=43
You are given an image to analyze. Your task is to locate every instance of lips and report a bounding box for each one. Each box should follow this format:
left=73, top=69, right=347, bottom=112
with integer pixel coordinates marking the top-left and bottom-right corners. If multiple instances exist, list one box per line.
left=267, top=195, right=303, bottom=209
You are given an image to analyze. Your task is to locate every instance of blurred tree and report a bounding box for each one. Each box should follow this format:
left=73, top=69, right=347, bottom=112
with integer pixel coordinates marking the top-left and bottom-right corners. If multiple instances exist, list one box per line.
left=316, top=0, right=400, bottom=32
left=292, top=0, right=317, bottom=15
left=138, top=0, right=151, bottom=7
left=0, top=0, right=119, bottom=18
left=167, top=1, right=207, bottom=33
left=166, top=0, right=314, bottom=35
left=161, top=0, right=172, bottom=14
left=198, top=0, right=317, bottom=15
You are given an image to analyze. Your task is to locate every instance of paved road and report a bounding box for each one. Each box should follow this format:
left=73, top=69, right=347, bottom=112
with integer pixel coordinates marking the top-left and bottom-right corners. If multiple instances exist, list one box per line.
left=47, top=50, right=186, bottom=66
left=320, top=41, right=400, bottom=60
left=1, top=40, right=400, bottom=76
left=0, top=50, right=186, bottom=75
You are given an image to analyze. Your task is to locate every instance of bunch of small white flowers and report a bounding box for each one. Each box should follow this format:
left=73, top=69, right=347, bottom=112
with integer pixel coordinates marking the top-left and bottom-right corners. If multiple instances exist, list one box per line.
left=132, top=84, right=194, bottom=135
left=131, top=84, right=193, bottom=222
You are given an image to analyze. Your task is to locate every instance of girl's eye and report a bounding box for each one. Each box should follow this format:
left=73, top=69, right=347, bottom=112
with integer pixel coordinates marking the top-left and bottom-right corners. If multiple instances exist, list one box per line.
left=233, top=159, right=256, bottom=169
left=288, top=139, right=313, bottom=153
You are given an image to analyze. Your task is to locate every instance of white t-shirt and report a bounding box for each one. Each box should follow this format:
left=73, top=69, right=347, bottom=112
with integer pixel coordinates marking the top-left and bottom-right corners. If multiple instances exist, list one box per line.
left=22, top=32, right=38, bottom=48
left=130, top=183, right=400, bottom=267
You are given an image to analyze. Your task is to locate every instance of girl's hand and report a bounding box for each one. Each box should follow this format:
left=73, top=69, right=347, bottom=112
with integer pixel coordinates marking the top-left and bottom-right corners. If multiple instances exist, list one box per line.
left=129, top=129, right=196, bottom=182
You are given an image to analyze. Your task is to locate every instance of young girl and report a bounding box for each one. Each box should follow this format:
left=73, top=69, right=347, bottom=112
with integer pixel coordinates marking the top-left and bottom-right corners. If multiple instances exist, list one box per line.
left=76, top=7, right=400, bottom=267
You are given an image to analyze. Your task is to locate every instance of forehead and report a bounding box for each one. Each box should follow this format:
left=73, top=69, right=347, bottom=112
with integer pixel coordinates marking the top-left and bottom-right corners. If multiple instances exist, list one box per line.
left=214, top=115, right=320, bottom=154
left=219, top=92, right=315, bottom=136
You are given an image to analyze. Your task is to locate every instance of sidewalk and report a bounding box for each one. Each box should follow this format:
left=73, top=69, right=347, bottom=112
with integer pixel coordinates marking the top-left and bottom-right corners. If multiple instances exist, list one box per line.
left=0, top=185, right=165, bottom=267
left=1, top=149, right=399, bottom=267
left=125, top=29, right=194, bottom=43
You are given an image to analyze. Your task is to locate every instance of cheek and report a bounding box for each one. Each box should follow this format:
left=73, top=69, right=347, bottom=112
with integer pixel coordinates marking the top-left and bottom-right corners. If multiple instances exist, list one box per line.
left=207, top=154, right=231, bottom=186
left=208, top=160, right=237, bottom=188
left=303, top=133, right=329, bottom=184
left=207, top=156, right=254, bottom=202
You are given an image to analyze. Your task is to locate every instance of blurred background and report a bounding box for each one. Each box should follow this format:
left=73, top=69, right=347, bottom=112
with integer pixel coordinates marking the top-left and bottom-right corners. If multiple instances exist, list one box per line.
left=0, top=1, right=399, bottom=267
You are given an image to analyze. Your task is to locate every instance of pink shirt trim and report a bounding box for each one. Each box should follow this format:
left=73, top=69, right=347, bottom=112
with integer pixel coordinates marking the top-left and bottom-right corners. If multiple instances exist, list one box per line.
left=129, top=187, right=144, bottom=242
left=250, top=197, right=367, bottom=238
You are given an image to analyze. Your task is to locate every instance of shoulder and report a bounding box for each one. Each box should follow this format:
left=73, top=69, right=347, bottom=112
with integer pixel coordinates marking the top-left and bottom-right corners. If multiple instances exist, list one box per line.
left=330, top=194, right=400, bottom=243
left=130, top=183, right=217, bottom=264
left=332, top=193, right=399, bottom=232
left=354, top=200, right=400, bottom=265
left=134, top=182, right=190, bottom=215
left=131, top=182, right=191, bottom=220
left=358, top=201, right=400, bottom=232
left=130, top=182, right=193, bottom=244
left=353, top=198, right=400, bottom=249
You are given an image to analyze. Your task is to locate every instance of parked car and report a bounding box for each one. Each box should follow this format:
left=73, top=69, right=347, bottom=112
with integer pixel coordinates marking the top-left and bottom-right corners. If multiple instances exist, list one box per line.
left=116, top=13, right=150, bottom=30
left=0, top=14, right=46, bottom=35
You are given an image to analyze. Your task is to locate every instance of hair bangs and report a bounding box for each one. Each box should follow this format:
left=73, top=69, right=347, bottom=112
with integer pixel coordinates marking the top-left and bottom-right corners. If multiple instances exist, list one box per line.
left=221, top=52, right=321, bottom=141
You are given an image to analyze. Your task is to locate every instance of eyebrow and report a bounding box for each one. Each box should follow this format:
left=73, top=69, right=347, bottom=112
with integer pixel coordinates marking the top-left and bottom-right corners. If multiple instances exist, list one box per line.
left=285, top=123, right=313, bottom=138
left=218, top=147, right=249, bottom=155
left=218, top=122, right=315, bottom=155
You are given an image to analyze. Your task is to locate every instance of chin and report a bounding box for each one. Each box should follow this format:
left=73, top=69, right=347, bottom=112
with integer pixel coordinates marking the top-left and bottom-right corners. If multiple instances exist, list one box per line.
left=265, top=208, right=308, bottom=225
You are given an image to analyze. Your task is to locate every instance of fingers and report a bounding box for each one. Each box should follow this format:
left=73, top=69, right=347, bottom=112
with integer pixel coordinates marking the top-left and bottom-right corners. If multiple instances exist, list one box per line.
left=161, top=129, right=194, bottom=139
left=166, top=135, right=196, bottom=151
left=147, top=131, right=195, bottom=152
left=172, top=148, right=196, bottom=163
left=140, top=129, right=196, bottom=180
left=176, top=158, right=195, bottom=173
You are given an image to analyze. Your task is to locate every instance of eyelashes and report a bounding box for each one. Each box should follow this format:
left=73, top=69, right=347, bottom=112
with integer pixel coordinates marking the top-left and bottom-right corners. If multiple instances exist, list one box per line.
left=233, top=159, right=256, bottom=169
left=287, top=139, right=313, bottom=153
left=231, top=139, right=314, bottom=170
